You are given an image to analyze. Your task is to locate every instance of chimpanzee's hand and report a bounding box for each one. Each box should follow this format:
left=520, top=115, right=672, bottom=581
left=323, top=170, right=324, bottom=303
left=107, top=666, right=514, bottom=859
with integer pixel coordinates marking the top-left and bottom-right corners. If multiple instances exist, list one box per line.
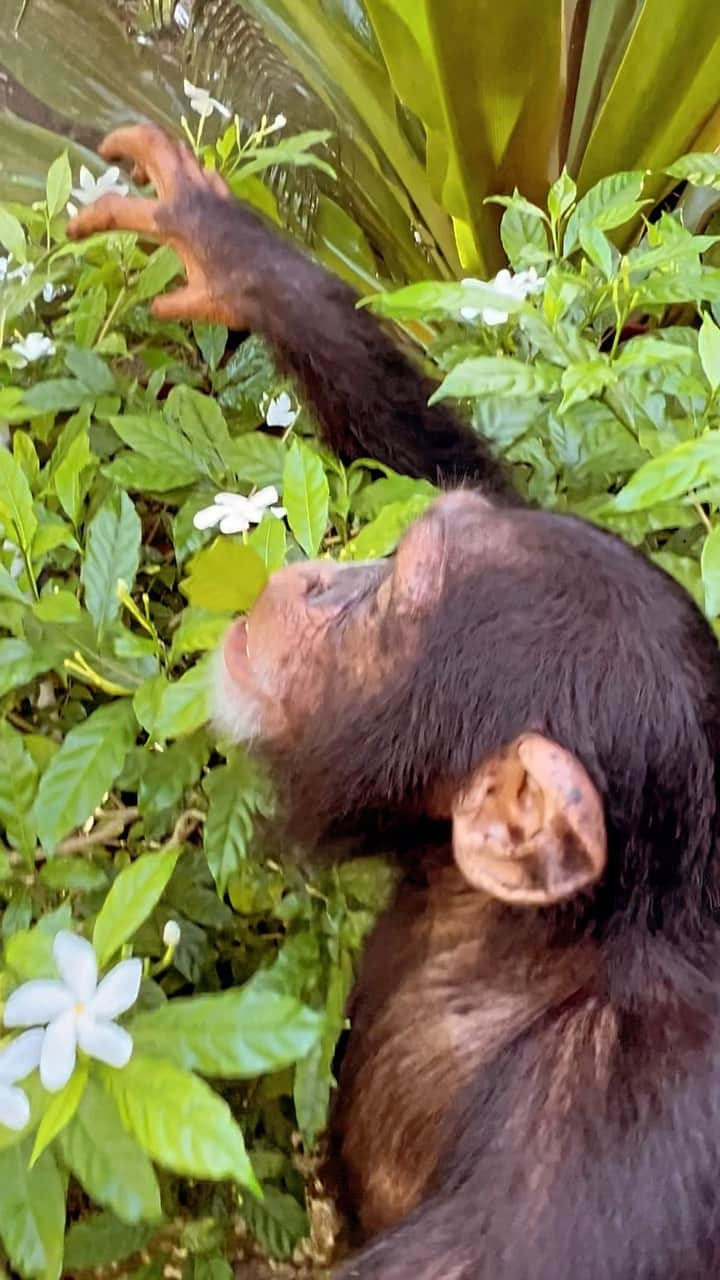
left=66, top=124, right=265, bottom=328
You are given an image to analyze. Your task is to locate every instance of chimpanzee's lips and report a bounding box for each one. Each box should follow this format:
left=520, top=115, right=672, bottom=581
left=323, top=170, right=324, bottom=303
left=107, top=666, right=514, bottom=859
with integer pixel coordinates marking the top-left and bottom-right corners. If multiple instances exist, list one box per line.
left=223, top=616, right=250, bottom=682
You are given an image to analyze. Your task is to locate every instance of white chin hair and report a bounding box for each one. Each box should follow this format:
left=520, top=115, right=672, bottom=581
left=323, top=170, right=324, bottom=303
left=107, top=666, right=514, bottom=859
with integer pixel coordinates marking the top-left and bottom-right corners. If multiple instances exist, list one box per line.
left=209, top=646, right=264, bottom=744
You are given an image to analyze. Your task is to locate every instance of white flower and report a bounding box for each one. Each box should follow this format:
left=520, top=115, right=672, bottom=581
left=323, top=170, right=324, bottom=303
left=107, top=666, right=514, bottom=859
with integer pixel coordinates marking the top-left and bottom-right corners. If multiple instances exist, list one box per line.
left=0, top=256, right=32, bottom=285
left=183, top=79, right=231, bottom=121
left=265, top=392, right=298, bottom=429
left=42, top=282, right=56, bottom=303
left=11, top=332, right=55, bottom=364
left=193, top=486, right=286, bottom=535
left=70, top=165, right=129, bottom=208
left=0, top=1029, right=43, bottom=1130
left=3, top=931, right=142, bottom=1093
left=163, top=920, right=181, bottom=947
left=460, top=267, right=545, bottom=326
left=271, top=113, right=287, bottom=131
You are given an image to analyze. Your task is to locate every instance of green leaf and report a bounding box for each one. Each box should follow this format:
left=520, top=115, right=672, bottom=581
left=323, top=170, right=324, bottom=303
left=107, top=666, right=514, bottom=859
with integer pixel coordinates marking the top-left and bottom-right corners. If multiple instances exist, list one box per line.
left=34, top=700, right=138, bottom=854
left=547, top=168, right=577, bottom=226
left=431, top=356, right=559, bottom=402
left=666, top=152, right=720, bottom=190
left=227, top=433, right=286, bottom=487
left=170, top=608, right=232, bottom=663
left=294, top=953, right=353, bottom=1146
left=615, top=434, right=720, bottom=511
left=60, top=1079, right=162, bottom=1223
left=241, top=1187, right=308, bottom=1260
left=39, top=857, right=108, bottom=893
left=93, top=846, right=181, bottom=966
left=698, top=312, right=720, bottom=392
left=0, top=448, right=37, bottom=553
left=247, top=516, right=287, bottom=572
left=0, top=1143, right=66, bottom=1280
left=24, top=379, right=88, bottom=414
left=64, top=1214, right=158, bottom=1271
left=132, top=245, right=182, bottom=302
left=65, top=345, right=115, bottom=395
left=344, top=494, right=434, bottom=560
left=53, top=429, right=93, bottom=527
left=563, top=171, right=647, bottom=253
left=0, top=721, right=38, bottom=859
left=578, top=222, right=615, bottom=278
left=101, top=1056, right=259, bottom=1192
left=702, top=526, right=720, bottom=617
left=46, top=153, right=72, bottom=219
left=193, top=322, right=228, bottom=370
left=108, top=413, right=207, bottom=486
left=0, top=206, right=27, bottom=262
left=282, top=441, right=329, bottom=556
left=365, top=279, right=526, bottom=321
left=4, top=905, right=73, bottom=981
left=499, top=202, right=550, bottom=271
left=181, top=539, right=268, bottom=613
left=0, top=638, right=52, bottom=698
left=30, top=1061, right=88, bottom=1167
left=152, top=662, right=211, bottom=740
left=163, top=386, right=232, bottom=468
left=82, top=492, right=141, bottom=634
left=203, top=756, right=274, bottom=896
left=103, top=454, right=203, bottom=493
left=131, top=985, right=322, bottom=1077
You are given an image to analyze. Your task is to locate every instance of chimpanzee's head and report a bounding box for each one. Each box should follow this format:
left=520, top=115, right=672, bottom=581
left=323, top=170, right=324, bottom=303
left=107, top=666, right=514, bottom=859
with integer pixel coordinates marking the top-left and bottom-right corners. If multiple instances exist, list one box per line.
left=212, top=490, right=720, bottom=926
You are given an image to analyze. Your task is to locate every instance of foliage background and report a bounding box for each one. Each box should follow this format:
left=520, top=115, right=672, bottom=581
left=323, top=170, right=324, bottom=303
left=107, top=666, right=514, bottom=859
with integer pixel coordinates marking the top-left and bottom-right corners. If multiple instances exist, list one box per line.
left=3, top=104, right=720, bottom=1279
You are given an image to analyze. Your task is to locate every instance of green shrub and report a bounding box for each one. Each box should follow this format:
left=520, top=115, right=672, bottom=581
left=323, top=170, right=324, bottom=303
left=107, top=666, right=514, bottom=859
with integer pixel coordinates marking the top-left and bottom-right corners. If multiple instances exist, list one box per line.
left=1, top=122, right=720, bottom=1276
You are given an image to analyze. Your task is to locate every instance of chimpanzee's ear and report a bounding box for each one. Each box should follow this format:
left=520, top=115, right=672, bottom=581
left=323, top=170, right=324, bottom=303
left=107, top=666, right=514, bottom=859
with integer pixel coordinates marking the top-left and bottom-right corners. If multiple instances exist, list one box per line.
left=451, top=734, right=606, bottom=905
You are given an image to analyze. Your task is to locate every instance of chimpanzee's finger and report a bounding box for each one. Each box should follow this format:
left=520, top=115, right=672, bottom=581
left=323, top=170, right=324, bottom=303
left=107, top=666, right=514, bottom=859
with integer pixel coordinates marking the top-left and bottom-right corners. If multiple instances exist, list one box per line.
left=151, top=286, right=217, bottom=323
left=98, top=125, right=189, bottom=200
left=66, top=195, right=159, bottom=241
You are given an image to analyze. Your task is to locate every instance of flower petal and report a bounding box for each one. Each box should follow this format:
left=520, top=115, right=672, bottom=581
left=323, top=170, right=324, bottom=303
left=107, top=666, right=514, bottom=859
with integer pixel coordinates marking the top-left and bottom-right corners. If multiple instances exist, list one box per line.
left=77, top=1016, right=133, bottom=1069
left=40, top=1010, right=78, bottom=1093
left=0, top=1083, right=30, bottom=1131
left=0, top=1029, right=44, bottom=1084
left=192, top=505, right=222, bottom=531
left=4, top=980, right=73, bottom=1028
left=54, top=931, right=97, bottom=1002
left=88, top=958, right=142, bottom=1021
left=79, top=165, right=94, bottom=192
left=219, top=511, right=251, bottom=534
left=252, top=486, right=280, bottom=508
left=270, top=506, right=286, bottom=520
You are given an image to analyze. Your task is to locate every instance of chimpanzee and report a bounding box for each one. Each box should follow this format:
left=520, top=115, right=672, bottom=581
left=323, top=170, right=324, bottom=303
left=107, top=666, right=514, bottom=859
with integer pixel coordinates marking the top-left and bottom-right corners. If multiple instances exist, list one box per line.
left=69, top=126, right=720, bottom=1279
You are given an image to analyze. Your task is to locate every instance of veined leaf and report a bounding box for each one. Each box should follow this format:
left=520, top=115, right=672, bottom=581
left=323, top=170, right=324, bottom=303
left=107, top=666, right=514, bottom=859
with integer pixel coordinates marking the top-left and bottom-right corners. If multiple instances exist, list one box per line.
left=93, top=846, right=181, bottom=966
left=131, top=985, right=322, bottom=1077
left=0, top=449, right=37, bottom=553
left=60, top=1079, right=162, bottom=1224
left=34, top=701, right=138, bottom=854
left=0, top=1142, right=65, bottom=1280
left=282, top=440, right=329, bottom=556
left=0, top=206, right=27, bottom=262
left=615, top=434, right=720, bottom=511
left=431, top=356, right=560, bottom=402
left=30, top=1062, right=88, bottom=1168
left=181, top=539, right=268, bottom=613
left=45, top=152, right=72, bottom=220
left=101, top=1057, right=259, bottom=1193
left=203, top=754, right=275, bottom=896
left=82, top=492, right=141, bottom=635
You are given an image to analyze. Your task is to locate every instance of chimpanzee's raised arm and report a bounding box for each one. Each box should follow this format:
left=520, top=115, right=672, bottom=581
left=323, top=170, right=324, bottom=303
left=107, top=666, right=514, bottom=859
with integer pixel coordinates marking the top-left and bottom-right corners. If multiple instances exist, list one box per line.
left=67, top=125, right=510, bottom=494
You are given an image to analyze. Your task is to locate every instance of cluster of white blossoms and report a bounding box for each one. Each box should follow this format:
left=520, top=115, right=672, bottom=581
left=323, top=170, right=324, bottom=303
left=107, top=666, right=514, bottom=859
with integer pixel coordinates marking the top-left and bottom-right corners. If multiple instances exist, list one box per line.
left=460, top=266, right=545, bottom=326
left=0, top=932, right=141, bottom=1128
